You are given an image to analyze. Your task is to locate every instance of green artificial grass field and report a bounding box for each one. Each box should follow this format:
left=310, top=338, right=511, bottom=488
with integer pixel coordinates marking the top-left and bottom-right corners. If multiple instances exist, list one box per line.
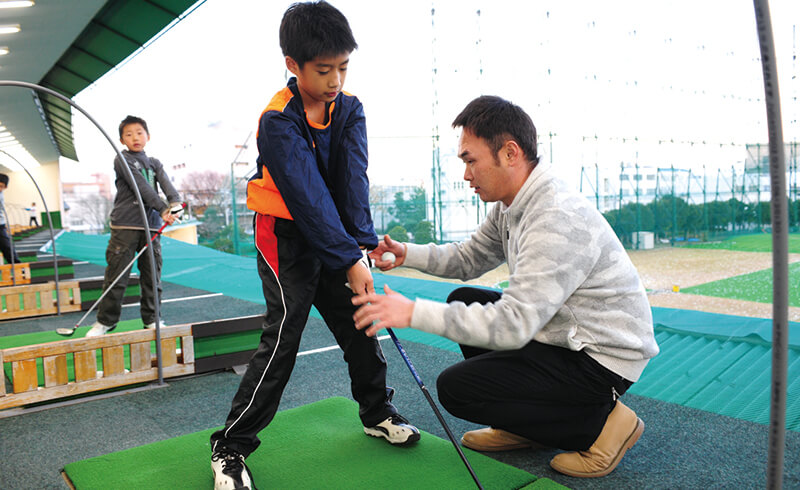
left=62, top=396, right=566, bottom=490
left=685, top=232, right=800, bottom=253
left=680, top=233, right=800, bottom=306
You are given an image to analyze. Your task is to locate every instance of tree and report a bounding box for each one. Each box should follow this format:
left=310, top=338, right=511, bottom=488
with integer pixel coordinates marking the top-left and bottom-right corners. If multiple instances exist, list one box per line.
left=413, top=220, right=436, bottom=244
left=369, top=185, right=391, bottom=234
left=391, top=187, right=427, bottom=232
left=73, top=193, right=114, bottom=233
left=180, top=170, right=227, bottom=214
left=387, top=225, right=409, bottom=243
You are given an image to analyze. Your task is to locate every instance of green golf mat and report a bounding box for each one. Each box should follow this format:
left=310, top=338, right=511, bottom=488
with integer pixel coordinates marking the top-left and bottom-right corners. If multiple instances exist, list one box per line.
left=62, top=397, right=565, bottom=490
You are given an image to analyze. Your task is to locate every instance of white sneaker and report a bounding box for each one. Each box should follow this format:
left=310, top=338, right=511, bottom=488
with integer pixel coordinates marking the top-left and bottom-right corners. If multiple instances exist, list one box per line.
left=85, top=321, right=115, bottom=337
left=364, top=414, right=420, bottom=445
left=144, top=320, right=167, bottom=329
left=211, top=445, right=255, bottom=490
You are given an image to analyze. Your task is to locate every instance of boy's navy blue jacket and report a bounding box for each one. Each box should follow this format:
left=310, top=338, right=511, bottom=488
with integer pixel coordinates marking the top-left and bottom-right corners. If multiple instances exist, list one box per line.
left=247, top=77, right=377, bottom=272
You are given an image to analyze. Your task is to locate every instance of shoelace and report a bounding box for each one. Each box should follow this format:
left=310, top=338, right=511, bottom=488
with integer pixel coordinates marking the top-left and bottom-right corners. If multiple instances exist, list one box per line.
left=388, top=414, right=410, bottom=426
left=214, top=450, right=245, bottom=475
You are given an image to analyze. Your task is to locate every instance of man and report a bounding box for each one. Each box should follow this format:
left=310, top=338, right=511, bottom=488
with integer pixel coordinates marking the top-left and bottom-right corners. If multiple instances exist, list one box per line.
left=0, top=173, right=20, bottom=265
left=353, top=95, right=659, bottom=478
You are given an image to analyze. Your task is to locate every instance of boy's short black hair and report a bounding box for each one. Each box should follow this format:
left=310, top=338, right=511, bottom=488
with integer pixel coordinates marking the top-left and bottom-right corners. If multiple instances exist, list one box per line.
left=452, top=96, right=539, bottom=166
left=0, top=173, right=7, bottom=186
left=279, top=1, right=357, bottom=68
left=118, top=115, right=149, bottom=138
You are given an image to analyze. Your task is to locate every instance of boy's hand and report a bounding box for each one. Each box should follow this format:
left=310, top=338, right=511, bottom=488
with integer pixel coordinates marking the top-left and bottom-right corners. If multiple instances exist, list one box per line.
left=161, top=208, right=177, bottom=225
left=368, top=235, right=406, bottom=271
left=352, top=285, right=414, bottom=337
left=346, top=257, right=374, bottom=296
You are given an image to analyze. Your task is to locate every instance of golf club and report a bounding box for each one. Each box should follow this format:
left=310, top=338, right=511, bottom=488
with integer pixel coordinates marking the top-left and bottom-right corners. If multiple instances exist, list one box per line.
left=386, top=328, right=484, bottom=489
left=55, top=214, right=177, bottom=337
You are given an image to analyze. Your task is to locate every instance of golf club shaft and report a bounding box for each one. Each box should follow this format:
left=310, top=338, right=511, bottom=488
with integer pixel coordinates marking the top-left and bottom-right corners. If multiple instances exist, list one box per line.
left=72, top=222, right=167, bottom=329
left=386, top=328, right=484, bottom=490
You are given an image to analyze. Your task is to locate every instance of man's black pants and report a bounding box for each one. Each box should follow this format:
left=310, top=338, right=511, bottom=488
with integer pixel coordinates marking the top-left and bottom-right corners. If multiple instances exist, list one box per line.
left=436, top=287, right=633, bottom=451
left=210, top=215, right=398, bottom=457
left=0, top=224, right=20, bottom=264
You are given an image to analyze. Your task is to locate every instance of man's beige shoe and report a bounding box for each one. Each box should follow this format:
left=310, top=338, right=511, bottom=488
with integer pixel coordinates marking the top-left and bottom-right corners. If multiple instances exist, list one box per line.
left=549, top=401, right=644, bottom=478
left=461, top=428, right=542, bottom=452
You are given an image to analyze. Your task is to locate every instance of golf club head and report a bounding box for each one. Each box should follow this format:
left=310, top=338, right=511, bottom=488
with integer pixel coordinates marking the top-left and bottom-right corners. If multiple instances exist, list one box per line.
left=55, top=326, right=78, bottom=336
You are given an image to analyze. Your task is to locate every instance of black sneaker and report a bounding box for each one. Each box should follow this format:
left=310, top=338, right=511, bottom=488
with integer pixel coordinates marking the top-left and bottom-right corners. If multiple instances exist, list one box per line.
left=211, top=445, right=256, bottom=490
left=364, top=414, right=421, bottom=445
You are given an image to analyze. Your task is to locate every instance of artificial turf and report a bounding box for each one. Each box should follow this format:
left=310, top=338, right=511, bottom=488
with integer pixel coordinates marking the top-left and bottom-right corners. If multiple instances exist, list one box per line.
left=685, top=232, right=800, bottom=253
left=680, top=233, right=800, bottom=305
left=62, top=396, right=564, bottom=490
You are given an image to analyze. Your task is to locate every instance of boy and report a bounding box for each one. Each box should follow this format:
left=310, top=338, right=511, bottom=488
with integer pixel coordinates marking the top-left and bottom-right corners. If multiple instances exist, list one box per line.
left=28, top=202, right=39, bottom=226
left=0, top=173, right=20, bottom=264
left=85, top=115, right=182, bottom=337
left=209, top=2, right=418, bottom=488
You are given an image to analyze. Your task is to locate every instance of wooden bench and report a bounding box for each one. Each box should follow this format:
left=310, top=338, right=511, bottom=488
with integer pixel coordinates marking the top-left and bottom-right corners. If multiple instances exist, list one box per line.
left=0, top=263, right=31, bottom=286
left=0, top=280, right=81, bottom=320
left=0, top=325, right=194, bottom=410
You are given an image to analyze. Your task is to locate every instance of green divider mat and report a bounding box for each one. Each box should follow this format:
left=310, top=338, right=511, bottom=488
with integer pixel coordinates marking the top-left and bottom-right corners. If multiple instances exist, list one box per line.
left=62, top=396, right=565, bottom=490
left=29, top=264, right=75, bottom=279
left=80, top=284, right=140, bottom=303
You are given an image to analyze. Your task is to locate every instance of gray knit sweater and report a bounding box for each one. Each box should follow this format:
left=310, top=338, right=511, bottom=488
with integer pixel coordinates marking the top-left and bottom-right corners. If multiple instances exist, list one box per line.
left=405, top=163, right=659, bottom=382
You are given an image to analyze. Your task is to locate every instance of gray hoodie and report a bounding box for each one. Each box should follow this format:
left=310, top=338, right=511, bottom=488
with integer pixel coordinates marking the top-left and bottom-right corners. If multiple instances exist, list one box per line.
left=405, top=162, right=658, bottom=382
left=109, top=150, right=180, bottom=230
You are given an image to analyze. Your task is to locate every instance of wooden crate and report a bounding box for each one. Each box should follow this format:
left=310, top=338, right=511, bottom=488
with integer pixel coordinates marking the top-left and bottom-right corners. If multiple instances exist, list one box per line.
left=0, top=325, right=195, bottom=410
left=0, top=280, right=81, bottom=320
left=0, top=263, right=31, bottom=286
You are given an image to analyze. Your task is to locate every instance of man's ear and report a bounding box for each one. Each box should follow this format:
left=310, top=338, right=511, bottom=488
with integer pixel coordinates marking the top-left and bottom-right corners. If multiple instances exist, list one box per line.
left=285, top=56, right=299, bottom=76
left=504, top=140, right=523, bottom=165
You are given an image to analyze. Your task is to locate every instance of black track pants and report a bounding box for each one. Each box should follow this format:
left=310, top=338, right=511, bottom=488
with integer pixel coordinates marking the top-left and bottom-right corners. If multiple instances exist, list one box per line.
left=435, top=286, right=633, bottom=451
left=211, top=215, right=397, bottom=457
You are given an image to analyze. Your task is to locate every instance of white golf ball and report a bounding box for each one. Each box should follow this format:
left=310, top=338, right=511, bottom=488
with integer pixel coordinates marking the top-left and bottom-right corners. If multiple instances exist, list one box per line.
left=381, top=251, right=397, bottom=265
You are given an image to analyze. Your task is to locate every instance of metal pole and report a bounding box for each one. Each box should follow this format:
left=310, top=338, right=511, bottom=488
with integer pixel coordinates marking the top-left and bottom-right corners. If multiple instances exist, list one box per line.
left=752, top=1, right=788, bottom=487
left=0, top=81, right=166, bottom=385
left=230, top=132, right=251, bottom=256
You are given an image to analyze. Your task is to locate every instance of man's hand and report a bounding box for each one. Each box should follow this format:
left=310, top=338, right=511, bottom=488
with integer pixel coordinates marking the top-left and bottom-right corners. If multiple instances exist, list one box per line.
left=352, top=285, right=414, bottom=337
left=346, top=258, right=374, bottom=296
left=368, top=235, right=407, bottom=271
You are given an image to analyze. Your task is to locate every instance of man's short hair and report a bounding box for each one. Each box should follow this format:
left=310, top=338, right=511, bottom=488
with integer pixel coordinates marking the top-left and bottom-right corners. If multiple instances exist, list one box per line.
left=118, top=115, right=149, bottom=138
left=279, top=1, right=357, bottom=68
left=452, top=96, right=539, bottom=166
left=0, top=173, right=7, bottom=186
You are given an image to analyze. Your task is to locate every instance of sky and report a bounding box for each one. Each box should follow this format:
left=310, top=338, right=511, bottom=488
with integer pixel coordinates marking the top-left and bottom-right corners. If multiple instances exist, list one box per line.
left=64, top=0, right=800, bottom=192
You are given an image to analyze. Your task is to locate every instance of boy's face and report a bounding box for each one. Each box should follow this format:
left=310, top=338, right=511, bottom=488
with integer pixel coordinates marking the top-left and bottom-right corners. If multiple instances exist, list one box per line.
left=120, top=123, right=149, bottom=152
left=286, top=52, right=350, bottom=108
left=0, top=182, right=5, bottom=192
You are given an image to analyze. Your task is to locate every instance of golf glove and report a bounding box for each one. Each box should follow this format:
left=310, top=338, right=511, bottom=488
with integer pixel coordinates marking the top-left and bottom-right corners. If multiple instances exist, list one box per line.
left=169, top=202, right=185, bottom=220
left=359, top=248, right=374, bottom=269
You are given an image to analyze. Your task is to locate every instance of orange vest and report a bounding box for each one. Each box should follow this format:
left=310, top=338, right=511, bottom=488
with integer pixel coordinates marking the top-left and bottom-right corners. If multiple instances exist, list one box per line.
left=246, top=88, right=294, bottom=220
